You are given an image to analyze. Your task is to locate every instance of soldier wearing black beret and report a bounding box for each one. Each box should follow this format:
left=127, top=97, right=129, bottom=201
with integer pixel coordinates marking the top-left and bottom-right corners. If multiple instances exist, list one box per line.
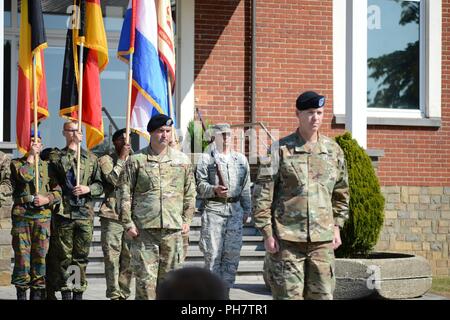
left=254, top=90, right=349, bottom=300
left=119, top=114, right=196, bottom=299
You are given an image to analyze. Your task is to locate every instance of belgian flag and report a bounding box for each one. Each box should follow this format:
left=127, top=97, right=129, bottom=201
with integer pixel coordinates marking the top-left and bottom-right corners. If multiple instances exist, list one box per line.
left=17, top=0, right=48, bottom=154
left=60, top=0, right=108, bottom=149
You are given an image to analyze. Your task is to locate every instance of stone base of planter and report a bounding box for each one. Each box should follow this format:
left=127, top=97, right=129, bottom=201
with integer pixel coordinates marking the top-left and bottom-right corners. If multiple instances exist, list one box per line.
left=334, top=252, right=432, bottom=299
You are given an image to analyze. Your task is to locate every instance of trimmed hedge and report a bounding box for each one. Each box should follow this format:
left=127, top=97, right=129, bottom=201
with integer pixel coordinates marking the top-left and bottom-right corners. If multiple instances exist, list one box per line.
left=335, top=132, right=385, bottom=258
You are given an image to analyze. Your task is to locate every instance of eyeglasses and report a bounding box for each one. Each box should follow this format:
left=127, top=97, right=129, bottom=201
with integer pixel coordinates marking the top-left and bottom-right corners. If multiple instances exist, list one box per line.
left=64, top=129, right=78, bottom=132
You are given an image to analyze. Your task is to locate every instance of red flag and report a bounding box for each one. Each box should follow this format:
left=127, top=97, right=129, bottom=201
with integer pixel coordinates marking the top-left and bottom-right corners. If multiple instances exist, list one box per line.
left=17, top=0, right=48, bottom=154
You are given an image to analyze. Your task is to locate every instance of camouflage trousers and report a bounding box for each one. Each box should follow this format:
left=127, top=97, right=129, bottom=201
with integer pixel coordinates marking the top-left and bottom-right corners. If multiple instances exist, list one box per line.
left=11, top=215, right=50, bottom=290
left=100, top=217, right=132, bottom=300
left=130, top=228, right=183, bottom=300
left=45, top=214, right=61, bottom=294
left=265, top=240, right=335, bottom=300
left=52, top=215, right=93, bottom=293
left=182, top=233, right=189, bottom=263
left=199, top=210, right=243, bottom=288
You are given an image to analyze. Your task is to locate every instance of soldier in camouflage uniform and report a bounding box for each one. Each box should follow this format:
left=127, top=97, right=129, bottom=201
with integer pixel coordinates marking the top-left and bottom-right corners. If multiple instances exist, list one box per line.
left=98, top=128, right=132, bottom=300
left=10, top=135, right=62, bottom=300
left=0, top=151, right=12, bottom=214
left=253, top=91, right=349, bottom=300
left=195, top=124, right=251, bottom=298
left=48, top=121, right=103, bottom=300
left=120, top=114, right=196, bottom=300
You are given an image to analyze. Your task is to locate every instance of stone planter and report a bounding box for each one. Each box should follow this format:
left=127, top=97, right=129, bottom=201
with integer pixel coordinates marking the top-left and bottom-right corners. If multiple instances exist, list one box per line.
left=334, top=252, right=432, bottom=300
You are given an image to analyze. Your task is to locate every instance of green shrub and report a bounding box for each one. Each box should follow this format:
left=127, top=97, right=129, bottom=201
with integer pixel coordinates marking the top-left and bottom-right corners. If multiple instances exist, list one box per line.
left=334, top=132, right=385, bottom=258
left=187, top=119, right=210, bottom=153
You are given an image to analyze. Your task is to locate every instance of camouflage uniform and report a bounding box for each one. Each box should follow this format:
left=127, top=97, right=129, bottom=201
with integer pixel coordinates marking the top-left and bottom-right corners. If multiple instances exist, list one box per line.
left=49, top=147, right=103, bottom=295
left=10, top=156, right=61, bottom=294
left=253, top=132, right=349, bottom=300
left=120, top=146, right=196, bottom=300
left=98, top=153, right=132, bottom=300
left=0, top=151, right=12, bottom=213
left=196, top=150, right=251, bottom=290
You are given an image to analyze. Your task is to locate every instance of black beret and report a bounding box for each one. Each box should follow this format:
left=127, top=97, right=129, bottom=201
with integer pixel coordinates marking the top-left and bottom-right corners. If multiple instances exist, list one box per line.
left=147, top=114, right=173, bottom=133
left=296, top=91, right=326, bottom=110
left=112, top=128, right=126, bottom=141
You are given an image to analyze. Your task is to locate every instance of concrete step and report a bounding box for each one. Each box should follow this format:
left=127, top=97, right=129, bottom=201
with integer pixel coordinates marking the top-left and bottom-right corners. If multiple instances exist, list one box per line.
left=89, top=230, right=263, bottom=244
left=85, top=260, right=264, bottom=276
left=86, top=248, right=266, bottom=259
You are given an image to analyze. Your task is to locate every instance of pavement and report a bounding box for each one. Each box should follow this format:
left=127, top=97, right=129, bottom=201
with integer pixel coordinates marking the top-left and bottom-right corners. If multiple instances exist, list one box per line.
left=0, top=277, right=447, bottom=300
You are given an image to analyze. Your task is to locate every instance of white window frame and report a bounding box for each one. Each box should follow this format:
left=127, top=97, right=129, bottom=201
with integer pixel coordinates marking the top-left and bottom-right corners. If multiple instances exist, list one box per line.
left=176, top=0, right=195, bottom=140
left=333, top=0, right=441, bottom=145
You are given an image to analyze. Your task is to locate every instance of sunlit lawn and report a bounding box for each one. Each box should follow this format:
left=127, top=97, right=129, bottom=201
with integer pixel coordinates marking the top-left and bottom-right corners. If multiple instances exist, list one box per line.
left=431, top=276, right=450, bottom=298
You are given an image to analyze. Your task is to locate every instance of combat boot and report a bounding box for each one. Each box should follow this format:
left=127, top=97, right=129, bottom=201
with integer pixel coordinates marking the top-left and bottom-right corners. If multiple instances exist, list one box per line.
left=16, top=288, right=27, bottom=300
left=72, top=292, right=83, bottom=300
left=61, top=290, right=72, bottom=300
left=46, top=287, right=57, bottom=300
left=30, top=288, right=45, bottom=300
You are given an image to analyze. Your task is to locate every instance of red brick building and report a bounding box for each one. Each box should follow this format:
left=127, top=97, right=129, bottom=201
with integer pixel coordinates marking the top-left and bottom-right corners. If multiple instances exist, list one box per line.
left=194, top=0, right=449, bottom=276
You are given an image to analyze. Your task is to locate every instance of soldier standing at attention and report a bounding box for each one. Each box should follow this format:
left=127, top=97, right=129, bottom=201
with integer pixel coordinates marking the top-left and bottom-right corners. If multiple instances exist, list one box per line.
left=49, top=121, right=103, bottom=300
left=10, top=134, right=61, bottom=300
left=120, top=114, right=196, bottom=300
left=253, top=91, right=349, bottom=300
left=98, top=128, right=132, bottom=300
left=195, top=124, right=251, bottom=299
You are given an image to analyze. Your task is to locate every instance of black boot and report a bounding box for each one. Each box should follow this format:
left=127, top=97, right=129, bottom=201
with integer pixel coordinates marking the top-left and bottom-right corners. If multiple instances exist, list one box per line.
left=30, top=289, right=45, bottom=300
left=61, top=291, right=72, bottom=300
left=72, top=292, right=83, bottom=300
left=225, top=287, right=231, bottom=300
left=46, top=287, right=57, bottom=300
left=16, top=288, right=27, bottom=300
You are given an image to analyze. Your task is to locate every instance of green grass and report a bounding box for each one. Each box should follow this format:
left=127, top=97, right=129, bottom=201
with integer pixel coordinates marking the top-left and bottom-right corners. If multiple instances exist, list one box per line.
left=431, top=277, right=450, bottom=298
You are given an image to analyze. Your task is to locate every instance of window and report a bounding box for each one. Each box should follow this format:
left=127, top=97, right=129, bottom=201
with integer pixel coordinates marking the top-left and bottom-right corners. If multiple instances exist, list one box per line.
left=333, top=0, right=441, bottom=127
left=4, top=0, right=11, bottom=27
left=367, top=0, right=420, bottom=110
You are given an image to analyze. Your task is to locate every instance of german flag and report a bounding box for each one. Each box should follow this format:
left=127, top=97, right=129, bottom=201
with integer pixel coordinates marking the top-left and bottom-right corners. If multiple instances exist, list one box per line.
left=60, top=0, right=108, bottom=149
left=17, top=0, right=48, bottom=154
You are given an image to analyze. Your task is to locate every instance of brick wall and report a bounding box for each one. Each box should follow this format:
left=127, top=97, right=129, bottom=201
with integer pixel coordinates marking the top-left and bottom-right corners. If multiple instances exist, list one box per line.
left=376, top=187, right=450, bottom=276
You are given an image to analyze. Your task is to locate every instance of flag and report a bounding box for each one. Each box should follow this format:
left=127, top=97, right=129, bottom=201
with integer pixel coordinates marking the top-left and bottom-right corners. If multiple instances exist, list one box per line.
left=156, top=0, right=176, bottom=91
left=156, top=0, right=176, bottom=123
left=17, top=0, right=48, bottom=154
left=118, top=0, right=174, bottom=138
left=60, top=0, right=108, bottom=149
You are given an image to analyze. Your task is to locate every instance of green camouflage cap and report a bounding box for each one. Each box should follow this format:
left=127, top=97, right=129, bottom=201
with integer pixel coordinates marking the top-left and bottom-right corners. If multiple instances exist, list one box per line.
left=210, top=123, right=231, bottom=134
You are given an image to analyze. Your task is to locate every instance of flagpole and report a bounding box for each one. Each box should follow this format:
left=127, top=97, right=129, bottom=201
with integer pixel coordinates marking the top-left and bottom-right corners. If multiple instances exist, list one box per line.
left=167, top=73, right=177, bottom=147
left=32, top=55, right=39, bottom=193
left=125, top=53, right=133, bottom=145
left=76, top=43, right=84, bottom=187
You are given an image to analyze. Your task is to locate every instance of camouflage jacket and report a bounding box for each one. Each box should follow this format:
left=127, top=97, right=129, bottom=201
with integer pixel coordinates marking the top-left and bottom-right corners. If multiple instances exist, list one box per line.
left=119, top=146, right=196, bottom=230
left=49, top=147, right=103, bottom=220
left=0, top=151, right=12, bottom=209
left=10, top=156, right=62, bottom=219
left=253, top=131, right=349, bottom=242
left=195, top=150, right=252, bottom=216
left=98, top=153, right=128, bottom=220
